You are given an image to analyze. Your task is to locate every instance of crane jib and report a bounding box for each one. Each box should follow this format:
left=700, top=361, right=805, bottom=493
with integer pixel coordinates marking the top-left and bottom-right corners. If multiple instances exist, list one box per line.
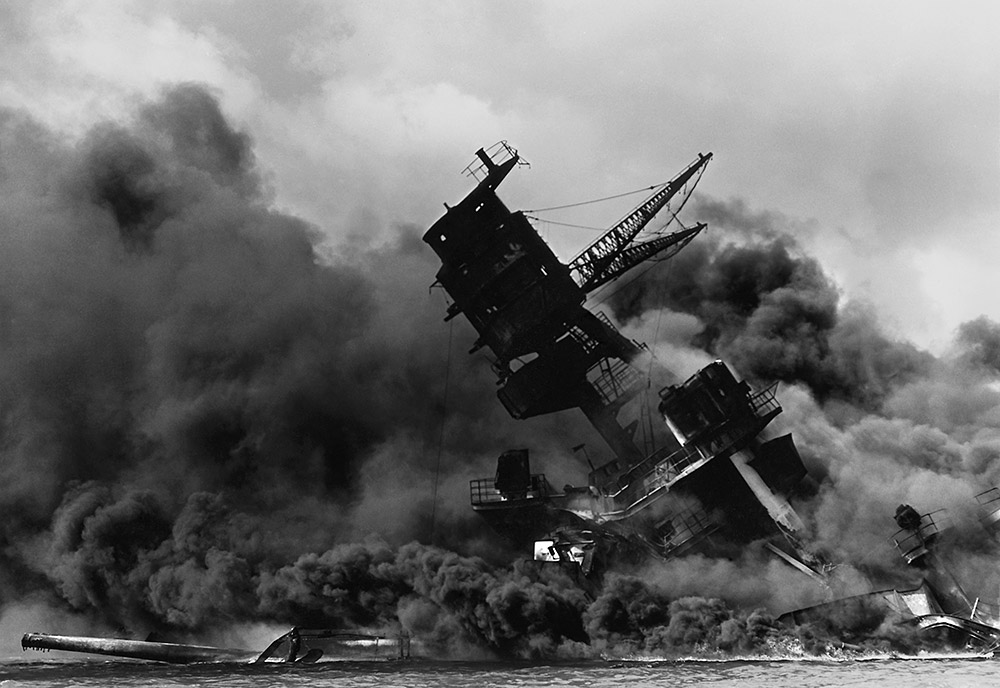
left=568, top=153, right=711, bottom=292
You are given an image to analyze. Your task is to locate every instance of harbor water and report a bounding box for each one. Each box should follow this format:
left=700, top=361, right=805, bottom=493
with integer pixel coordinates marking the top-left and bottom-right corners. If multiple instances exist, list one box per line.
left=0, top=657, right=996, bottom=688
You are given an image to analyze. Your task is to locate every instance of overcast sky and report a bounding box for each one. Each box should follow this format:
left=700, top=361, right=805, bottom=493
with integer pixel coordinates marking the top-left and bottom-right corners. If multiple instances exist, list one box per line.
left=2, top=0, right=998, bottom=352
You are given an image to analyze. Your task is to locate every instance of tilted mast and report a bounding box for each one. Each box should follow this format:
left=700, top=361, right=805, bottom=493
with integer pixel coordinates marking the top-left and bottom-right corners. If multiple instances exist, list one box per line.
left=423, top=143, right=712, bottom=466
left=426, top=144, right=817, bottom=578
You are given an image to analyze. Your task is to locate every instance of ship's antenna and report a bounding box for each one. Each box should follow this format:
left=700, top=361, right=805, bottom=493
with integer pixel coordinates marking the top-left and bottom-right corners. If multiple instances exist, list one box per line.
left=429, top=318, right=454, bottom=545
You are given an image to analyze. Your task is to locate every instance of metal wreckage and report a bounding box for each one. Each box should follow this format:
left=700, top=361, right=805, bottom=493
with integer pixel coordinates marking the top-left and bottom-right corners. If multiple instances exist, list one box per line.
left=20, top=143, right=1000, bottom=663
left=21, top=628, right=411, bottom=664
left=422, top=142, right=1000, bottom=653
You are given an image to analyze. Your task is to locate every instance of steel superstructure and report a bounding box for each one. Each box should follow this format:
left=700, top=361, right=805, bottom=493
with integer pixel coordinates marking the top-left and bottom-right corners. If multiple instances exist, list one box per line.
left=424, top=143, right=818, bottom=576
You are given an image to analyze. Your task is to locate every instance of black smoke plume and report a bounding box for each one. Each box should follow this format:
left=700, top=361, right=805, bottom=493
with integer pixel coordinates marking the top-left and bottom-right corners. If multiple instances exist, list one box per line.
left=0, top=83, right=594, bottom=642
left=2, top=86, right=1000, bottom=659
left=609, top=200, right=933, bottom=412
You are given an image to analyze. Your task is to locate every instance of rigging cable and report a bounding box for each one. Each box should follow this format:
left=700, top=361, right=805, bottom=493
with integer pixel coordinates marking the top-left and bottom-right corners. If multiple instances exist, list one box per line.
left=584, top=212, right=703, bottom=309
left=642, top=257, right=671, bottom=454
left=429, top=315, right=454, bottom=545
left=585, top=251, right=670, bottom=310
left=524, top=215, right=607, bottom=232
left=523, top=183, right=666, bottom=213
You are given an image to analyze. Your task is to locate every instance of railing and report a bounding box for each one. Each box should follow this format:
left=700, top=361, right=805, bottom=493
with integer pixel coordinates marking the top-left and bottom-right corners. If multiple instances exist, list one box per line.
left=637, top=447, right=704, bottom=496
left=593, top=311, right=616, bottom=329
left=567, top=322, right=601, bottom=355
left=566, top=312, right=624, bottom=357
left=462, top=141, right=523, bottom=182
left=479, top=375, right=783, bottom=521
left=470, top=474, right=549, bottom=506
left=604, top=382, right=782, bottom=516
left=977, top=487, right=1000, bottom=529
left=595, top=443, right=706, bottom=519
left=749, top=382, right=781, bottom=417
left=588, top=357, right=643, bottom=406
left=891, top=510, right=946, bottom=565
left=604, top=442, right=684, bottom=496
left=684, top=384, right=782, bottom=459
left=977, top=487, right=1000, bottom=507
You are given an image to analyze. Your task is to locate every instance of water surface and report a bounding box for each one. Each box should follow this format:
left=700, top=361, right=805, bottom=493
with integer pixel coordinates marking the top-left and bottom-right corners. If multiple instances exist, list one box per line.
left=1, top=657, right=996, bottom=688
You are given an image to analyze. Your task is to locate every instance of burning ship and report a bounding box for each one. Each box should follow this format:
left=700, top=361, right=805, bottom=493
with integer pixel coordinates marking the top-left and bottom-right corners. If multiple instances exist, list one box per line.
left=422, top=142, right=818, bottom=579
left=422, top=142, right=1000, bottom=653
left=21, top=141, right=1000, bottom=663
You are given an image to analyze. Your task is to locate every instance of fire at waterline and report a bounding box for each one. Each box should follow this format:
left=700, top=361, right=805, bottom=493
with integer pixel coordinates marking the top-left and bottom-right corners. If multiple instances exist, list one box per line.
left=13, top=103, right=1000, bottom=662
left=422, top=142, right=1000, bottom=652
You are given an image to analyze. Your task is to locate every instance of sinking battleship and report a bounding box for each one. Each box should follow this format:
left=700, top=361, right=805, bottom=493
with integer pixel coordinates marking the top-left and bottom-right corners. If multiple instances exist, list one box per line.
left=423, top=142, right=817, bottom=577
left=22, top=144, right=1000, bottom=660
left=422, top=142, right=1000, bottom=652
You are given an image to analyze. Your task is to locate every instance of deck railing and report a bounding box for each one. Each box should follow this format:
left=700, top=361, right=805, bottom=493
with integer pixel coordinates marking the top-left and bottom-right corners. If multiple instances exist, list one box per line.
left=891, top=510, right=946, bottom=565
left=470, top=474, right=548, bottom=506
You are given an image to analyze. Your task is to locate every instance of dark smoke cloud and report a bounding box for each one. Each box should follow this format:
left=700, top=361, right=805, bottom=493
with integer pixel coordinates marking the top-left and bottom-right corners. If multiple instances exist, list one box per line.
left=956, top=316, right=1000, bottom=373
left=609, top=196, right=933, bottom=412
left=0, top=105, right=601, bottom=658
left=0, top=83, right=636, bottom=656
left=0, top=83, right=592, bottom=524
left=3, top=84, right=1000, bottom=661
left=604, top=192, right=1000, bottom=655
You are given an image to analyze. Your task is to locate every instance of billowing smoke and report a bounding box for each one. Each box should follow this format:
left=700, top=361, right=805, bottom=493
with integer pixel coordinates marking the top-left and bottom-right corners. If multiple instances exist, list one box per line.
left=610, top=194, right=1000, bottom=642
left=956, top=316, right=1000, bottom=373
left=3, top=85, right=1000, bottom=660
left=0, top=84, right=601, bottom=650
left=609, top=199, right=933, bottom=412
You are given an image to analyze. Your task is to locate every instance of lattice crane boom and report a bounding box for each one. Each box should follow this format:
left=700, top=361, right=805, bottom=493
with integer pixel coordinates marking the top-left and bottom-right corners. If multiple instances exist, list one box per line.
left=568, top=152, right=712, bottom=292
left=583, top=223, right=707, bottom=292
